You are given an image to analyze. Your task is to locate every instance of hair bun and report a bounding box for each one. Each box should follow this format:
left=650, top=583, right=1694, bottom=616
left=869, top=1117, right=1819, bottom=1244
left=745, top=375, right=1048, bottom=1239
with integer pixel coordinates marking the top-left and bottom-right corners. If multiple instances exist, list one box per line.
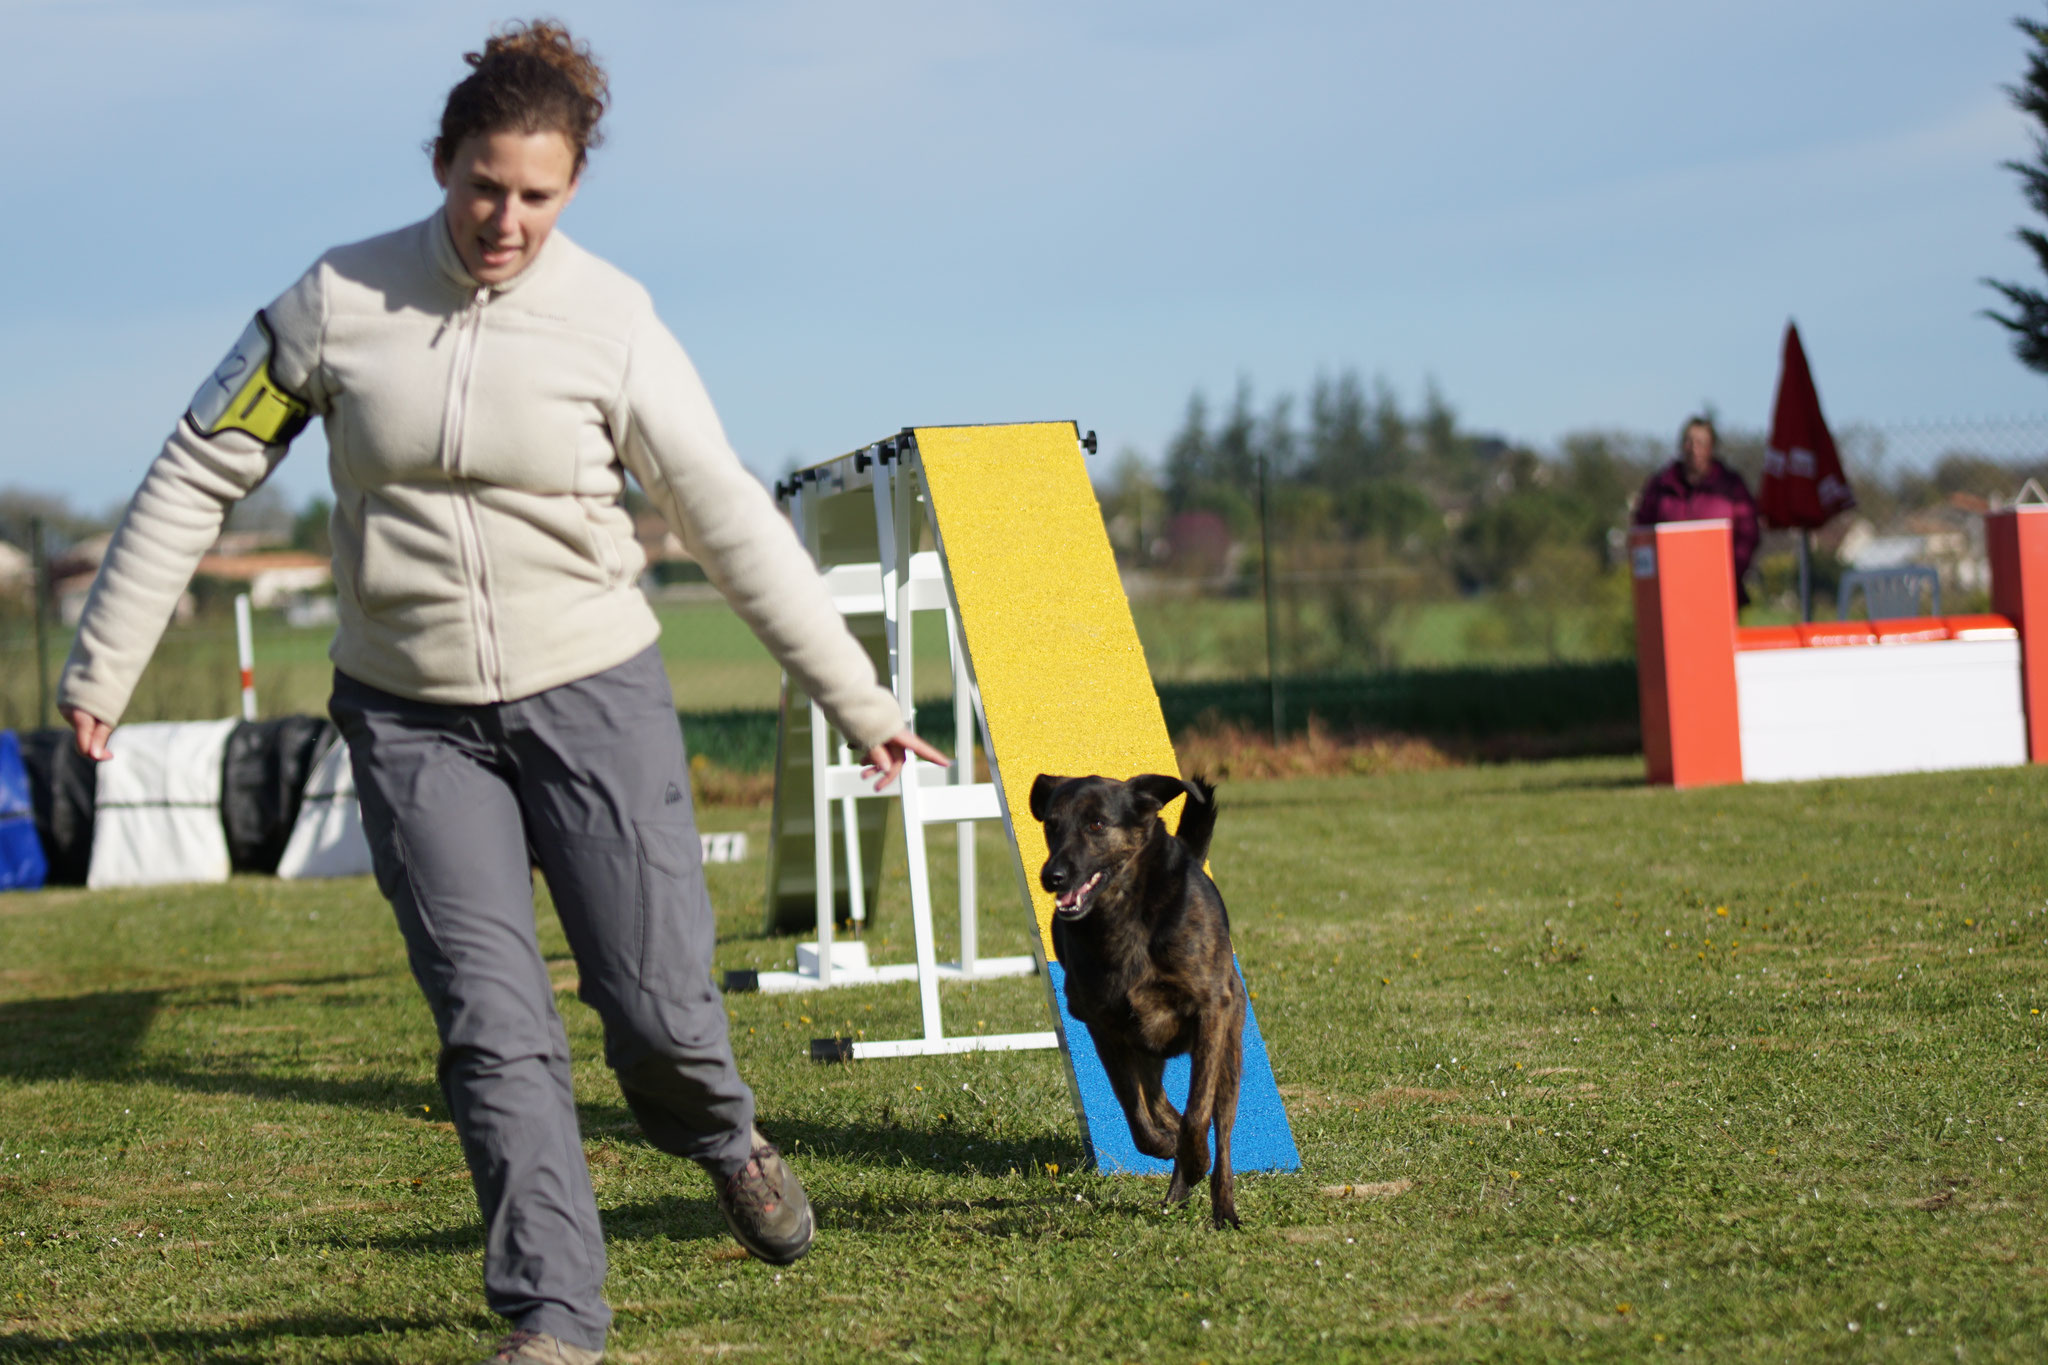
left=437, top=18, right=609, bottom=168
left=471, top=19, right=609, bottom=110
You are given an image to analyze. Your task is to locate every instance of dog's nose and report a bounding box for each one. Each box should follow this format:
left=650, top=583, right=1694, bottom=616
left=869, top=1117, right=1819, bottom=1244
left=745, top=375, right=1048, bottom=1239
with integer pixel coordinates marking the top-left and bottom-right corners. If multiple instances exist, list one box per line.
left=1041, top=864, right=1068, bottom=893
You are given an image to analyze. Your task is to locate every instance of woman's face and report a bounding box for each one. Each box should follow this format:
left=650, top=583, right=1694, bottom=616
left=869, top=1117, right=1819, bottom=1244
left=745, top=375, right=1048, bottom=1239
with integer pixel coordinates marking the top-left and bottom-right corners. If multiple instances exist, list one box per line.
left=1683, top=424, right=1715, bottom=477
left=434, top=130, right=581, bottom=286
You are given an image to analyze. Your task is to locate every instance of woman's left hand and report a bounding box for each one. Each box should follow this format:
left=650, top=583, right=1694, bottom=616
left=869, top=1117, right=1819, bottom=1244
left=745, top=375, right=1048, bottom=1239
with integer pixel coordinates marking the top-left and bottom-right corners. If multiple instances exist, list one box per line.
left=861, top=729, right=951, bottom=791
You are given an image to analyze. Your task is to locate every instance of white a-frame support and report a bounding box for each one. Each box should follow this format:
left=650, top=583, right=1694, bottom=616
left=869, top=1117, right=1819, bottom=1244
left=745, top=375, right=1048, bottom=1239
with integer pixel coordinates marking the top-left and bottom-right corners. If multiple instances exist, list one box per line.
left=753, top=435, right=1054, bottom=1061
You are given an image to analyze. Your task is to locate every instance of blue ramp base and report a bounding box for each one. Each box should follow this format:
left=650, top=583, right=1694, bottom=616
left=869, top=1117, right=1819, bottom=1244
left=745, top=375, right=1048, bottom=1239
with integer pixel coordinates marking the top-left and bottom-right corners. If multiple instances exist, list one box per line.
left=1048, top=959, right=1299, bottom=1175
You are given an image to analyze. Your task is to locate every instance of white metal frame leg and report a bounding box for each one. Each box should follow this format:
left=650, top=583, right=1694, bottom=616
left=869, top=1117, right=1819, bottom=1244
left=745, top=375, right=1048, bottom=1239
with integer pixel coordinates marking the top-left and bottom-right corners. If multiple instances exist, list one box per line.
left=948, top=600, right=978, bottom=974
left=758, top=441, right=1052, bottom=1061
left=838, top=732, right=867, bottom=931
left=877, top=457, right=945, bottom=1043
left=794, top=483, right=836, bottom=989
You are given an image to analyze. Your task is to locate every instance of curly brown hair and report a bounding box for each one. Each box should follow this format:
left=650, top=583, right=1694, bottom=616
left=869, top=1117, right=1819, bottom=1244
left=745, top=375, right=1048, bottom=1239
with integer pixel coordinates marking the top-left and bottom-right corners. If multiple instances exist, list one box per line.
left=434, top=19, right=609, bottom=173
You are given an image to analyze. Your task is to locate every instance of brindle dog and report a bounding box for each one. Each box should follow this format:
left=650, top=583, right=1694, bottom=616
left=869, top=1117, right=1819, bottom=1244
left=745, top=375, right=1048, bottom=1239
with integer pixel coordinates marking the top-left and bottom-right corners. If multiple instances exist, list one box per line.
left=1029, top=772, right=1243, bottom=1229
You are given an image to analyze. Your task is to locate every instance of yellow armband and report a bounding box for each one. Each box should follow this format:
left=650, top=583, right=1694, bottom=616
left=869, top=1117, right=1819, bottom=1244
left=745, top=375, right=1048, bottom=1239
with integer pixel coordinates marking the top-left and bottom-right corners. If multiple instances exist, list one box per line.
left=186, top=312, right=311, bottom=446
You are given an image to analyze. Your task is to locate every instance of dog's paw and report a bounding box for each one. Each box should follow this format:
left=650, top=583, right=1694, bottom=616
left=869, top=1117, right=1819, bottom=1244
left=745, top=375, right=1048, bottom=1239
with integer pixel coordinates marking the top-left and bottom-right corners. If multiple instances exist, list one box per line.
left=1131, top=1130, right=1177, bottom=1162
left=1163, top=1175, right=1193, bottom=1208
left=1211, top=1207, right=1241, bottom=1231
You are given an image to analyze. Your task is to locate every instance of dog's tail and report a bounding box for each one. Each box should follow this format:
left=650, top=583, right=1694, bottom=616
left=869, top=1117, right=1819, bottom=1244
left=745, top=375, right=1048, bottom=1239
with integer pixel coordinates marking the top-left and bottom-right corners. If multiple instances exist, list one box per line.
left=1173, top=775, right=1219, bottom=864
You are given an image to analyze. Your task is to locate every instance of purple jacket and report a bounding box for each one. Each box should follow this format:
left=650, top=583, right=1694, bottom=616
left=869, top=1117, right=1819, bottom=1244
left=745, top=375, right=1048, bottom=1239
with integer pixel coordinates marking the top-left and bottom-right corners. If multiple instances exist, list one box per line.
left=1632, top=459, right=1759, bottom=604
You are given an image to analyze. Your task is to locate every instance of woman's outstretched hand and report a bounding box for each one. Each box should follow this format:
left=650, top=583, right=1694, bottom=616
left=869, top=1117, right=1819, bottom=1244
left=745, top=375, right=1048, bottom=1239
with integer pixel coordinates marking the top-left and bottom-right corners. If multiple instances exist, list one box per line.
left=861, top=729, right=950, bottom=791
left=61, top=704, right=114, bottom=762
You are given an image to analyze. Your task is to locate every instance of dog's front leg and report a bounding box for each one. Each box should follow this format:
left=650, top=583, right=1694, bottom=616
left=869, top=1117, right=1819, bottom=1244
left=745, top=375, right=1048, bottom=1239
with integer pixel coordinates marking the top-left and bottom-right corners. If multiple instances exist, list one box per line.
left=1173, top=1011, right=1235, bottom=1218
left=1091, top=1028, right=1177, bottom=1161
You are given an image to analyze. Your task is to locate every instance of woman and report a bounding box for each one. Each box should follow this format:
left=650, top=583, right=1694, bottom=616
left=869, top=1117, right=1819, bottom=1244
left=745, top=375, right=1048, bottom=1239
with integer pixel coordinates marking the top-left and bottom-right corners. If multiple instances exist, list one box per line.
left=1631, top=415, right=1760, bottom=607
left=58, top=22, right=942, bottom=1365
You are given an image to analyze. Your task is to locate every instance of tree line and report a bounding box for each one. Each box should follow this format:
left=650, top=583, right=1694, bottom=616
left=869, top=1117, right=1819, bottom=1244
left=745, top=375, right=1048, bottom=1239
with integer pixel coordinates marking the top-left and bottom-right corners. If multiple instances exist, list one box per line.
left=1095, top=374, right=2048, bottom=675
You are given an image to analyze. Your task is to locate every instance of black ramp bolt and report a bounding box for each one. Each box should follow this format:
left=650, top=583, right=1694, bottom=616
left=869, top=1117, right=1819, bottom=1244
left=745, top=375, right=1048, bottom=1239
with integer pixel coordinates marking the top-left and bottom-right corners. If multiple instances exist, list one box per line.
left=722, top=969, right=760, bottom=994
left=1082, top=430, right=1098, bottom=454
left=809, top=1037, right=855, bottom=1063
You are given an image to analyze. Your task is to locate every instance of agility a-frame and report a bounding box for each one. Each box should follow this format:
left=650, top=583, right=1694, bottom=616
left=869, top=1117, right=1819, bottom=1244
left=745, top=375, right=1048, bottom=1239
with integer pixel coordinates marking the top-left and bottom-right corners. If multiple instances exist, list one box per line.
left=760, top=421, right=1297, bottom=1175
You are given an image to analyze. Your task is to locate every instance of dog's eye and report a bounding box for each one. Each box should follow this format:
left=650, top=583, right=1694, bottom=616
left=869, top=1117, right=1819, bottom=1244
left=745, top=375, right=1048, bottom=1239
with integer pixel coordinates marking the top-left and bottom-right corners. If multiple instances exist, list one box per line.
left=1087, top=820, right=1106, bottom=833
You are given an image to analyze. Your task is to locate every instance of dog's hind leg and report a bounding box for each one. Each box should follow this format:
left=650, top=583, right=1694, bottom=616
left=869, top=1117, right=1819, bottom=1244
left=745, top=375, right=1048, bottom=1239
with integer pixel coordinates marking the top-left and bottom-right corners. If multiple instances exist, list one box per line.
left=1092, top=1030, right=1178, bottom=1162
left=1208, top=1013, right=1243, bottom=1229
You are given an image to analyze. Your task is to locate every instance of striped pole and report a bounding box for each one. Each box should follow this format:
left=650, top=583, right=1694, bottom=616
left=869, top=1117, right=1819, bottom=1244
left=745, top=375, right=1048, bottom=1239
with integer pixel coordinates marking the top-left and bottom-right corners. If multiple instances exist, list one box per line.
left=234, top=593, right=257, bottom=721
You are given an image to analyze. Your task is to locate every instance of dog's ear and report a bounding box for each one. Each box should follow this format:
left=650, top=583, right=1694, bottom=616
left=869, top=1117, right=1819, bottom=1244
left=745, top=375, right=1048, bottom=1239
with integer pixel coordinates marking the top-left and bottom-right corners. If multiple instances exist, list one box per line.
left=1127, top=773, right=1192, bottom=818
left=1029, top=774, right=1066, bottom=822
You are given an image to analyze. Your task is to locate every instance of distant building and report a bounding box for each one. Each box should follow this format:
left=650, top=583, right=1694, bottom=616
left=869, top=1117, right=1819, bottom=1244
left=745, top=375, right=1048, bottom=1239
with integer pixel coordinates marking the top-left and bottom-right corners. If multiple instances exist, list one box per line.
left=634, top=511, right=691, bottom=566
left=210, top=528, right=292, bottom=557
left=1836, top=494, right=1991, bottom=596
left=50, top=532, right=113, bottom=626
left=1163, top=510, right=1235, bottom=579
left=194, top=550, right=333, bottom=608
left=45, top=534, right=324, bottom=625
left=0, top=540, right=28, bottom=598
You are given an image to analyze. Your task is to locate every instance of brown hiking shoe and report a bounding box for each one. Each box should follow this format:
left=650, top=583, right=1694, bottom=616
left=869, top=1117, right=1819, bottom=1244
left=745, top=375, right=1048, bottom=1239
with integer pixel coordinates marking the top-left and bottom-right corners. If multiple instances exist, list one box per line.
left=475, top=1330, right=602, bottom=1364
left=717, top=1125, right=815, bottom=1264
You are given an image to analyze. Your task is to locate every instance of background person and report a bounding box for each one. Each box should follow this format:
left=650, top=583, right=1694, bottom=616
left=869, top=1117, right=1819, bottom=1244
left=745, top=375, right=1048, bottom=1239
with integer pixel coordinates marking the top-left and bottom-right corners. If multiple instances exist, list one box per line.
left=1631, top=415, right=1760, bottom=607
left=55, top=21, right=942, bottom=1365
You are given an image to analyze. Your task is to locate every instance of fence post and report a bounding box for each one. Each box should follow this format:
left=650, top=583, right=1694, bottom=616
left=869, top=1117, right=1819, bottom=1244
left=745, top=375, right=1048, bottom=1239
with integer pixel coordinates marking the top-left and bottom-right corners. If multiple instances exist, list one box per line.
left=29, top=515, right=51, bottom=729
left=234, top=592, right=257, bottom=721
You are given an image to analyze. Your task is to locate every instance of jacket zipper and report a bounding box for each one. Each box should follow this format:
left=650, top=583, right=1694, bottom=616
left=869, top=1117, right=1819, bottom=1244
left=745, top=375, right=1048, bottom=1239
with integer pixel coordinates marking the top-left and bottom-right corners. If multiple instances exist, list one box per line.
left=438, top=286, right=505, bottom=700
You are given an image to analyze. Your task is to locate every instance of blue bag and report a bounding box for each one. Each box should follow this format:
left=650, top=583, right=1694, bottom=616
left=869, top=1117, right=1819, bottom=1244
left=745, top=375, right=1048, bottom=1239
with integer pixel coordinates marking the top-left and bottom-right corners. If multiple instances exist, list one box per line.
left=0, top=731, right=48, bottom=891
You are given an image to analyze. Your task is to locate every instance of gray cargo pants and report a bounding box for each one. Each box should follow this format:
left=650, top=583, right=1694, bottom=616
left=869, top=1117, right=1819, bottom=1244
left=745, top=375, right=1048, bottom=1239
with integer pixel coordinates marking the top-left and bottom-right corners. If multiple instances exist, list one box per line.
left=330, top=646, right=755, bottom=1351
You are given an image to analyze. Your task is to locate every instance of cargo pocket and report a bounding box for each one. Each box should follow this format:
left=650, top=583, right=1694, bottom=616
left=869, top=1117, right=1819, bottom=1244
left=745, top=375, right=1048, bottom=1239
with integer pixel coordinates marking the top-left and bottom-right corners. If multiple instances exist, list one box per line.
left=636, top=819, right=711, bottom=1005
left=358, top=803, right=464, bottom=981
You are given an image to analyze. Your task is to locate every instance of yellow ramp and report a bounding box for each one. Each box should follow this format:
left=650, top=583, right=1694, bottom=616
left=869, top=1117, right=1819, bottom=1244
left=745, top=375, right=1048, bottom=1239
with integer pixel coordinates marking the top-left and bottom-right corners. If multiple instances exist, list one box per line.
left=912, top=421, right=1298, bottom=1176
left=914, top=422, right=1179, bottom=956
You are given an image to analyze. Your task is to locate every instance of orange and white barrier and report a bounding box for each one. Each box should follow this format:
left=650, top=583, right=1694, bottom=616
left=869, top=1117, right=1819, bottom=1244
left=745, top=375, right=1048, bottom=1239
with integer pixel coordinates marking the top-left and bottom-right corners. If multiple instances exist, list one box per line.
left=1630, top=508, right=2048, bottom=787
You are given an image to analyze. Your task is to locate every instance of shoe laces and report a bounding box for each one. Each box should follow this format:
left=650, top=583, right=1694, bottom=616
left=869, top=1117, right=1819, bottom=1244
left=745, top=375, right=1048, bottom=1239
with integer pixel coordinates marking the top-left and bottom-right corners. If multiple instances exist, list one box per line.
left=724, top=1144, right=784, bottom=1217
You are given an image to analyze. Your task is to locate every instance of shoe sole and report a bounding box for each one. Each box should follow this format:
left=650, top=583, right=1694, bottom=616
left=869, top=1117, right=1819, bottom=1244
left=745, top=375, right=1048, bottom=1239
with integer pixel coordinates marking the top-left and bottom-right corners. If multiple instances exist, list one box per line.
left=722, top=1202, right=815, bottom=1265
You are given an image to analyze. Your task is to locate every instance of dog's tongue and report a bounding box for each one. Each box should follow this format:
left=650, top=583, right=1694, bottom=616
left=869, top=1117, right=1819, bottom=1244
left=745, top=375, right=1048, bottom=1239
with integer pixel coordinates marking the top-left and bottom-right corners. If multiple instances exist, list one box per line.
left=1056, top=872, right=1101, bottom=912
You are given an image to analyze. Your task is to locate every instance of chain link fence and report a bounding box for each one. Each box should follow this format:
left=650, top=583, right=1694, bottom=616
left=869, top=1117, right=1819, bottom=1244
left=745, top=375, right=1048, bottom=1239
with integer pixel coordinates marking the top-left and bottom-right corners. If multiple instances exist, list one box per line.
left=7, top=417, right=2048, bottom=736
left=1122, top=416, right=2048, bottom=686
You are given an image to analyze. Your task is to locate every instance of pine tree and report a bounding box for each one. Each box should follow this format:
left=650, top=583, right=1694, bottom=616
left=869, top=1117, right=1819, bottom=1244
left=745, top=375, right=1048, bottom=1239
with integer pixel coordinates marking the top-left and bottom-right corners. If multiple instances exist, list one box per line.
left=1985, top=11, right=2048, bottom=372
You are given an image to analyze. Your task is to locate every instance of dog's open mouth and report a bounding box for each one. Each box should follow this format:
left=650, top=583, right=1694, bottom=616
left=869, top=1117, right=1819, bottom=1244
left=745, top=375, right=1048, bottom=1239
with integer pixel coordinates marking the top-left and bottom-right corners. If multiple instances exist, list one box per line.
left=1055, top=870, right=1104, bottom=918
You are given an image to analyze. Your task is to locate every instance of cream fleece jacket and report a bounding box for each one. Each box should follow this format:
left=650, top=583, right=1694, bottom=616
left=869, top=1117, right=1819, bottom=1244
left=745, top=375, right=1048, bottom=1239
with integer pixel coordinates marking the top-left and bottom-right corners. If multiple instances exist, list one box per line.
left=59, top=214, right=904, bottom=750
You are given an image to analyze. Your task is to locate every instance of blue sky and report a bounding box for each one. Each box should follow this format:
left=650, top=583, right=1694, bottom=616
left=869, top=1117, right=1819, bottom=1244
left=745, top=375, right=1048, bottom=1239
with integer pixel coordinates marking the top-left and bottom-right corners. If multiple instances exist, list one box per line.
left=4, top=0, right=2045, bottom=510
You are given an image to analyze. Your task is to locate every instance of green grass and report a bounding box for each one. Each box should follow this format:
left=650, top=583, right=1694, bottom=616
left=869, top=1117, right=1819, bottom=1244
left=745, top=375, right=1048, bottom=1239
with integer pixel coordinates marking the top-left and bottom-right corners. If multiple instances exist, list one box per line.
left=0, top=600, right=964, bottom=730
left=3, top=759, right=2048, bottom=1360
left=1, top=590, right=1642, bottom=733
left=1126, top=598, right=1633, bottom=680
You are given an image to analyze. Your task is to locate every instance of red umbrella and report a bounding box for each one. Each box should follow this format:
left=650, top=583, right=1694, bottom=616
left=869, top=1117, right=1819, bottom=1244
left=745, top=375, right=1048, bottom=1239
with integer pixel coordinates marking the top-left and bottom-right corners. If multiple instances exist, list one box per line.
left=1759, top=321, right=1855, bottom=529
left=1758, top=321, right=1855, bottom=619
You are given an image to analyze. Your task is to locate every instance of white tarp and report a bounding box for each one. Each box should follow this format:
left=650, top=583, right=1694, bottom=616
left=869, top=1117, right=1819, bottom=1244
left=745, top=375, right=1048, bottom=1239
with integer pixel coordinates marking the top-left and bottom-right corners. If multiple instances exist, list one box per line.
left=87, top=718, right=237, bottom=889
left=276, top=736, right=374, bottom=879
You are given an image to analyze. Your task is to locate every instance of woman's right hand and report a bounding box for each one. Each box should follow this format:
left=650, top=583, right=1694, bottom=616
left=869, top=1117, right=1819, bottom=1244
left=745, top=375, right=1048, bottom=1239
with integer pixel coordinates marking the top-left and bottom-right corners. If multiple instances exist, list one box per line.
left=60, top=704, right=114, bottom=762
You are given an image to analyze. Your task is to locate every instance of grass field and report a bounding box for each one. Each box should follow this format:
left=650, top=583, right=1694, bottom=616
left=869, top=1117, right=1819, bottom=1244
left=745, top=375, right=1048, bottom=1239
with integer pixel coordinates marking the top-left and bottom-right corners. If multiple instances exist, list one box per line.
left=0, top=590, right=1642, bottom=732
left=2, top=758, right=2048, bottom=1361
left=0, top=599, right=963, bottom=730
